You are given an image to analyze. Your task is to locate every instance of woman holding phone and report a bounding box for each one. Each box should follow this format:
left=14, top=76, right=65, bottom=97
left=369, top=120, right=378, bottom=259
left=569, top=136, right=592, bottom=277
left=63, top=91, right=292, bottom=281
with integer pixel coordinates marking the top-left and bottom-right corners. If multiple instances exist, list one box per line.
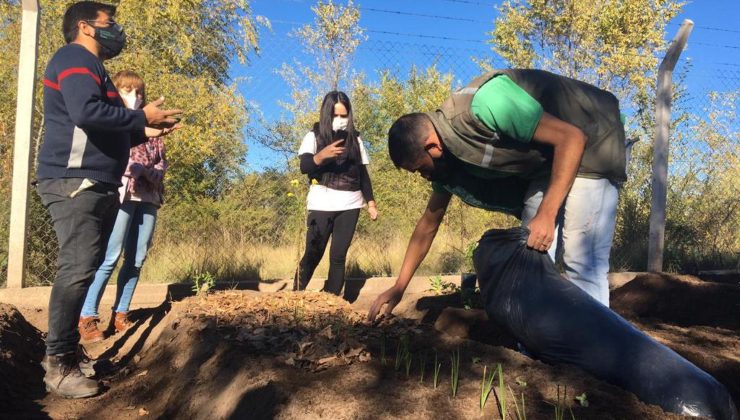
left=294, top=91, right=378, bottom=295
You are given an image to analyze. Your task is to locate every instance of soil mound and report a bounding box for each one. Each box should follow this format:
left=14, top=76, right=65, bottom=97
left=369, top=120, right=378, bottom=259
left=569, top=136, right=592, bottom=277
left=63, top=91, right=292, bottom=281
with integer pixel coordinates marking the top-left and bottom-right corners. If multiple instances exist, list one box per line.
left=0, top=303, right=45, bottom=415
left=74, top=291, right=684, bottom=419
left=611, top=273, right=740, bottom=410
left=611, top=273, right=740, bottom=329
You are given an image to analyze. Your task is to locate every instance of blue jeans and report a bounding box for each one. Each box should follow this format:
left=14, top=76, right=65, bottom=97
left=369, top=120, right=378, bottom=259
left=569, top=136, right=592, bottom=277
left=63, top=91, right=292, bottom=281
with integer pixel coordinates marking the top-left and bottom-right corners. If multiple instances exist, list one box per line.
left=521, top=177, right=619, bottom=307
left=81, top=201, right=158, bottom=317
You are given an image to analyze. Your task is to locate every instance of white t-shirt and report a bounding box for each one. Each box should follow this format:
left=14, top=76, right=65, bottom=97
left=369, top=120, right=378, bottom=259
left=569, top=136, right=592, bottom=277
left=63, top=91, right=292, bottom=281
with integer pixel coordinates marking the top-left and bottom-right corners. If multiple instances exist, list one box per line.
left=298, top=131, right=370, bottom=211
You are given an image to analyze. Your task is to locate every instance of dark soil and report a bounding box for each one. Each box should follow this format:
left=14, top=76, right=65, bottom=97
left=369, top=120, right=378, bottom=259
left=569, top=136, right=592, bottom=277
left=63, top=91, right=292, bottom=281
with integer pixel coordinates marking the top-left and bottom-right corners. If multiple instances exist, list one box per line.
left=0, top=272, right=737, bottom=419
left=611, top=273, right=740, bottom=410
left=0, top=303, right=46, bottom=416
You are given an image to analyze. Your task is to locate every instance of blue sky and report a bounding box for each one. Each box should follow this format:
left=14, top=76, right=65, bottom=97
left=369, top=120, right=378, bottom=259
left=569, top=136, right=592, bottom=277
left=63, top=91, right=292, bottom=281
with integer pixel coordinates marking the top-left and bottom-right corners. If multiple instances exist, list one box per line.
left=236, top=0, right=740, bottom=170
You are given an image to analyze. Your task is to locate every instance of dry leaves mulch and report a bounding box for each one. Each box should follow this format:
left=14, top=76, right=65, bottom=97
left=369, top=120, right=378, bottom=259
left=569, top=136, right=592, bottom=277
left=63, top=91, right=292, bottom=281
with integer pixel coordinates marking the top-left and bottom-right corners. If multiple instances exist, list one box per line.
left=180, top=291, right=426, bottom=372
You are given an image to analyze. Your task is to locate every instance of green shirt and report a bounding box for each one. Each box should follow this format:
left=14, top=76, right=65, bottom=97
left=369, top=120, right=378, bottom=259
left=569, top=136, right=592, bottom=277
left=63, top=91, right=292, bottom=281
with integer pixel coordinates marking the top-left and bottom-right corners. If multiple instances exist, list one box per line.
left=470, top=75, right=544, bottom=143
left=431, top=154, right=531, bottom=217
left=431, top=75, right=546, bottom=217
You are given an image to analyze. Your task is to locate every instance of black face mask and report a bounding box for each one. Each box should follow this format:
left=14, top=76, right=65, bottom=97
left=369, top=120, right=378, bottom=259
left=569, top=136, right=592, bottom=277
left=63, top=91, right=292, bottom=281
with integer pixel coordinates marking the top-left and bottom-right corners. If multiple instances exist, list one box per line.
left=427, top=156, right=451, bottom=183
left=94, top=24, right=126, bottom=59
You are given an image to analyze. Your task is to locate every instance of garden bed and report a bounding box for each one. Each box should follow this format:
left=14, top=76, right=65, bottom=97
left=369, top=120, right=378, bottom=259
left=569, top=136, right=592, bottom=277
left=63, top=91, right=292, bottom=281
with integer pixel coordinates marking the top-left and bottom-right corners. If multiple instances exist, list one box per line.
left=1, top=272, right=737, bottom=419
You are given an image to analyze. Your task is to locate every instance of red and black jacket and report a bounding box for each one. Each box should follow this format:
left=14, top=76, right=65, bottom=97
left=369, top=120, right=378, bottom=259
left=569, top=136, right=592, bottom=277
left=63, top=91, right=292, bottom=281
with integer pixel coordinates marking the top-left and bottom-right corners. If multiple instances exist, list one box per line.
left=38, top=43, right=147, bottom=185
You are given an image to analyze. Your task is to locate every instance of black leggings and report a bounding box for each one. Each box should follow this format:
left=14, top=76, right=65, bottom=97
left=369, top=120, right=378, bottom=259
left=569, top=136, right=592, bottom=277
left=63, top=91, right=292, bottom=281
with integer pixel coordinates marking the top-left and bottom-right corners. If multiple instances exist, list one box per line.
left=295, top=208, right=360, bottom=295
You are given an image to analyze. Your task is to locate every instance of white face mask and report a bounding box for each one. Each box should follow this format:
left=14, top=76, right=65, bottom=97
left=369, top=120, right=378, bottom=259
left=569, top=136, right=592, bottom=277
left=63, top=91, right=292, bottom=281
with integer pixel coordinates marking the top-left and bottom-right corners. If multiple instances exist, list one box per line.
left=121, top=89, right=142, bottom=110
left=332, top=116, right=349, bottom=131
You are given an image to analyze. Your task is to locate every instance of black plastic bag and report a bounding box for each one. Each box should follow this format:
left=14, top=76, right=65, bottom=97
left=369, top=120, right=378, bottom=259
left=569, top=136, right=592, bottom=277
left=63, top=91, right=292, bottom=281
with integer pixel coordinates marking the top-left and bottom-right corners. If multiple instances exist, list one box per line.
left=473, top=227, right=737, bottom=420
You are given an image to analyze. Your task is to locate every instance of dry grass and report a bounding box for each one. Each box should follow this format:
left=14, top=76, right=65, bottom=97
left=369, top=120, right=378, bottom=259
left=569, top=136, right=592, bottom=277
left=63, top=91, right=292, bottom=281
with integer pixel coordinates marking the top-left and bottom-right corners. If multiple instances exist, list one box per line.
left=139, top=228, right=489, bottom=284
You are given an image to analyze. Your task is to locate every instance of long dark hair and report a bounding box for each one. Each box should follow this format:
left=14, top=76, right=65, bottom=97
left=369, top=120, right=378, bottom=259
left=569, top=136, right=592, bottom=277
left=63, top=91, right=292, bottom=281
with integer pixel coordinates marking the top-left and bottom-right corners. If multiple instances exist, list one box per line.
left=315, top=91, right=361, bottom=162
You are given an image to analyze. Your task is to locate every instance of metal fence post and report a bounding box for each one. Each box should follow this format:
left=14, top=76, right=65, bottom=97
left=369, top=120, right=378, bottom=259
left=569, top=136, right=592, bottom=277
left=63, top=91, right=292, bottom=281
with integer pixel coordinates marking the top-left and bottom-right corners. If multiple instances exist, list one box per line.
left=647, top=19, right=694, bottom=273
left=7, top=0, right=41, bottom=288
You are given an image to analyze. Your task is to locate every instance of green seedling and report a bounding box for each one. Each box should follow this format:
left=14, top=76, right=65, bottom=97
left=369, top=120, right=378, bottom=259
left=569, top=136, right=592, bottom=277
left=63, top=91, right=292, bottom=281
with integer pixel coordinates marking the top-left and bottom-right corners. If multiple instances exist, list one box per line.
left=191, top=270, right=215, bottom=295
left=575, top=392, right=589, bottom=407
left=419, top=353, right=426, bottom=383
left=450, top=348, right=461, bottom=398
left=428, top=275, right=457, bottom=295
left=404, top=351, right=413, bottom=378
left=380, top=333, right=387, bottom=366
left=292, top=304, right=305, bottom=324
left=433, top=351, right=442, bottom=389
left=508, top=385, right=527, bottom=420
left=394, top=340, right=403, bottom=371
left=395, top=335, right=410, bottom=371
left=550, top=385, right=576, bottom=420
left=479, top=364, right=497, bottom=410
left=497, top=364, right=507, bottom=420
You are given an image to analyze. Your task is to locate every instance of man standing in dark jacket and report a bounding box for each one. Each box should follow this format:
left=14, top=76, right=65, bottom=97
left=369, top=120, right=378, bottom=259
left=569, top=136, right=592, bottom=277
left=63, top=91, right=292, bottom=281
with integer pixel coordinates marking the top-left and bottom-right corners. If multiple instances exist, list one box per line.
left=368, top=70, right=627, bottom=321
left=37, top=1, right=180, bottom=398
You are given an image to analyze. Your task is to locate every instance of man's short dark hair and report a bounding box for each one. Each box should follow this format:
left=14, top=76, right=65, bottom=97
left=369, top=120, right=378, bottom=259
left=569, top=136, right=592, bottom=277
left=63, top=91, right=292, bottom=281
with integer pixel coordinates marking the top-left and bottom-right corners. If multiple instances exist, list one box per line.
left=63, top=1, right=117, bottom=44
left=388, top=113, right=432, bottom=168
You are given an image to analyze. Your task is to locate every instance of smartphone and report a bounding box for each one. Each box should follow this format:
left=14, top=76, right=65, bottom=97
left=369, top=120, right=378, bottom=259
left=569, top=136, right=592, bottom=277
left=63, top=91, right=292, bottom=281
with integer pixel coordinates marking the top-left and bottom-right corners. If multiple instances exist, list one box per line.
left=162, top=114, right=183, bottom=128
left=334, top=129, right=349, bottom=143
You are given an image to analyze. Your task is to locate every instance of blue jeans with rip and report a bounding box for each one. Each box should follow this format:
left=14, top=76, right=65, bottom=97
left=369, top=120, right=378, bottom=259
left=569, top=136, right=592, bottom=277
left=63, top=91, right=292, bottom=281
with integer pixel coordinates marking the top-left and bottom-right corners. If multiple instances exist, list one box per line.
left=521, top=177, right=619, bottom=307
left=80, top=201, right=158, bottom=317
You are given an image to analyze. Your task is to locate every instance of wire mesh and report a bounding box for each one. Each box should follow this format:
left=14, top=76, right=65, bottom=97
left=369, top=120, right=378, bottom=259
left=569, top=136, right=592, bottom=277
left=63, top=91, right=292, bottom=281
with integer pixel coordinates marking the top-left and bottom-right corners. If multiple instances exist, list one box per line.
left=2, top=31, right=738, bottom=288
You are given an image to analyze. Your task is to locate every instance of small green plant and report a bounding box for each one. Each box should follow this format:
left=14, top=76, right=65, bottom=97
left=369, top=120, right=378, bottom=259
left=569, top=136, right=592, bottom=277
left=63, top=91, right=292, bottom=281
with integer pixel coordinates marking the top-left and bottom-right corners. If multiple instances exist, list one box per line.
left=191, top=270, right=215, bottom=295
left=292, top=302, right=305, bottom=325
left=395, top=340, right=403, bottom=371
left=575, top=392, right=589, bottom=407
left=550, top=385, right=576, bottom=420
left=479, top=364, right=497, bottom=410
left=497, top=363, right=507, bottom=419
left=419, top=353, right=426, bottom=383
left=508, top=385, right=527, bottom=420
left=380, top=333, right=387, bottom=366
left=404, top=351, right=413, bottom=378
left=450, top=348, right=461, bottom=398
left=433, top=351, right=442, bottom=389
left=395, top=335, right=410, bottom=372
left=428, top=275, right=457, bottom=295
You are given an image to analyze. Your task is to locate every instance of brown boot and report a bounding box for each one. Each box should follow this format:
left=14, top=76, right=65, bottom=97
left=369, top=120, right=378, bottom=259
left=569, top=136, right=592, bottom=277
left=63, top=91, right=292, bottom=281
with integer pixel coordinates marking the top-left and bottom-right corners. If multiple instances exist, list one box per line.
left=112, top=312, right=134, bottom=333
left=78, top=317, right=104, bottom=343
left=43, top=352, right=100, bottom=398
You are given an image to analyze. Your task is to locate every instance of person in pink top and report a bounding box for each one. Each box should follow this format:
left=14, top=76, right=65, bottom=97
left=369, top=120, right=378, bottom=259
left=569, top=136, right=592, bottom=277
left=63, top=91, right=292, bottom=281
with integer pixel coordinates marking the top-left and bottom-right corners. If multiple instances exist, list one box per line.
left=78, top=70, right=178, bottom=341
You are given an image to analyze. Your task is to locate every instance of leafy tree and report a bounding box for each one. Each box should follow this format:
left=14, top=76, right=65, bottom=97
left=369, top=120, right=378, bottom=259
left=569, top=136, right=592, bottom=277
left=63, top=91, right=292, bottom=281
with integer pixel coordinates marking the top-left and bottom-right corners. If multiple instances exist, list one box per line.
left=489, top=0, right=683, bottom=111
left=0, top=0, right=265, bottom=285
left=257, top=0, right=366, bottom=159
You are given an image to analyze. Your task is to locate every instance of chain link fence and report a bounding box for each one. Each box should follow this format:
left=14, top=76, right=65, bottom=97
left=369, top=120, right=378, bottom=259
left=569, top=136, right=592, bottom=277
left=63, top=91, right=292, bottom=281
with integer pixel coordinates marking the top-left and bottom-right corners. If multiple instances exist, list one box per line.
left=1, top=32, right=738, bottom=288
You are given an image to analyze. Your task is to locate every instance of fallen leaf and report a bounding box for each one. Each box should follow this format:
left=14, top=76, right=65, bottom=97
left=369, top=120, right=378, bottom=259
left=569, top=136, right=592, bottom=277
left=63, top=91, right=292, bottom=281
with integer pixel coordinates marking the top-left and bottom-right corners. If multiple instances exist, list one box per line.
left=318, top=325, right=334, bottom=339
left=318, top=356, right=337, bottom=365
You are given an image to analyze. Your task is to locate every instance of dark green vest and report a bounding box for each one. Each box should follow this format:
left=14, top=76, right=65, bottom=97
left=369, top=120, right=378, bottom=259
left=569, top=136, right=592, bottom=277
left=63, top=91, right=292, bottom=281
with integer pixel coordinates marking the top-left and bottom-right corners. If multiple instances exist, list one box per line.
left=427, top=69, right=627, bottom=183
